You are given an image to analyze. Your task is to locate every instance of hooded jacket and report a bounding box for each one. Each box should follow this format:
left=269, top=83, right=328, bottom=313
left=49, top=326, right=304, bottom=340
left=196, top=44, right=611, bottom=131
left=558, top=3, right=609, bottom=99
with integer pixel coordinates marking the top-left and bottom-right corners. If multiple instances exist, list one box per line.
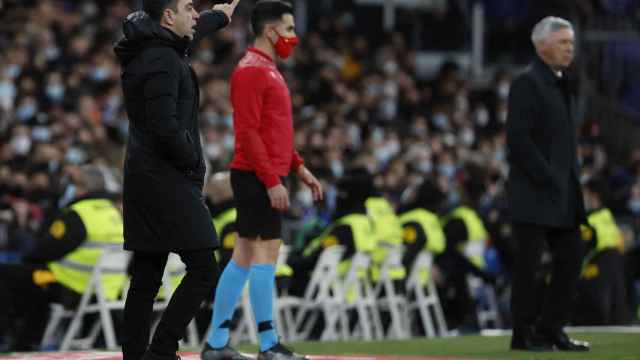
left=114, top=10, right=228, bottom=252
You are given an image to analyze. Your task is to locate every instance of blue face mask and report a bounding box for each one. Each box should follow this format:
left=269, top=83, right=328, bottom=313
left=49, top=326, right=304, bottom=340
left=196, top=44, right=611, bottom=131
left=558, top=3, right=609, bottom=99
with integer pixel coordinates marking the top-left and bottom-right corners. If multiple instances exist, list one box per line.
left=16, top=104, right=37, bottom=121
left=58, top=184, right=76, bottom=208
left=439, top=164, right=456, bottom=178
left=447, top=190, right=461, bottom=207
left=628, top=199, right=640, bottom=214
left=433, top=114, right=449, bottom=129
left=5, top=64, right=21, bottom=79
left=90, top=67, right=109, bottom=82
left=222, top=114, right=233, bottom=128
left=0, top=81, right=16, bottom=102
left=46, top=85, right=65, bottom=101
left=65, top=148, right=87, bottom=164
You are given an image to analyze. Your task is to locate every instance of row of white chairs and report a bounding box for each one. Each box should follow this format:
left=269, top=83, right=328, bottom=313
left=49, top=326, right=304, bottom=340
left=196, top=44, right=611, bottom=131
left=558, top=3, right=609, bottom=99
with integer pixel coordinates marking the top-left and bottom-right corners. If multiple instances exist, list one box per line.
left=228, top=246, right=451, bottom=345
left=40, top=243, right=499, bottom=350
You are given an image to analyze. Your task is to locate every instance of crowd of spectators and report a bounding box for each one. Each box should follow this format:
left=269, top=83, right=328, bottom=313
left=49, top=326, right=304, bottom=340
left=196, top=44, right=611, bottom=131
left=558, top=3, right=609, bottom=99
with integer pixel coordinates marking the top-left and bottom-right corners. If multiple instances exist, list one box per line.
left=0, top=0, right=639, bottom=324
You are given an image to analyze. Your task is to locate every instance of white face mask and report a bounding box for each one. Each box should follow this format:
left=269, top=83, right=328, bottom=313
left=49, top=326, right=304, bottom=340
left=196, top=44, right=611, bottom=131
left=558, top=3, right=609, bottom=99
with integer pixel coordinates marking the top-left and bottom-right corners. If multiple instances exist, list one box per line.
left=330, top=160, right=344, bottom=178
left=460, top=127, right=475, bottom=146
left=475, top=107, right=489, bottom=127
left=11, top=135, right=31, bottom=156
left=206, top=143, right=222, bottom=159
left=418, top=161, right=432, bottom=174
left=497, top=82, right=510, bottom=100
left=497, top=109, right=508, bottom=123
left=296, top=188, right=314, bottom=207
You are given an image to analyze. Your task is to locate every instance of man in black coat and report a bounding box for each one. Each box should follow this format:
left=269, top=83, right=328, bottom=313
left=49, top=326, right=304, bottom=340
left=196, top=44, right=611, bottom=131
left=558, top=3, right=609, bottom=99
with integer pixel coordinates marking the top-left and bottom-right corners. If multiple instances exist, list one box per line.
left=114, top=1, right=239, bottom=359
left=506, top=16, right=589, bottom=352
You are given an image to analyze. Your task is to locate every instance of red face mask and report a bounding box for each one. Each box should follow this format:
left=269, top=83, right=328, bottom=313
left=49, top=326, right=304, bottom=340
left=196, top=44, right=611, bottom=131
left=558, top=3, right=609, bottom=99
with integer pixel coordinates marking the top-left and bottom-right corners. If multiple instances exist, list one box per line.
left=269, top=30, right=299, bottom=59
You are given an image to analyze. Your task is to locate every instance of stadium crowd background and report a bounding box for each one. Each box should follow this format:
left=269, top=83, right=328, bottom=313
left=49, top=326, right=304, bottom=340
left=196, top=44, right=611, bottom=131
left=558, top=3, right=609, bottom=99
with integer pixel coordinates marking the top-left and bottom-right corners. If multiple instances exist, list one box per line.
left=0, top=0, right=639, bottom=334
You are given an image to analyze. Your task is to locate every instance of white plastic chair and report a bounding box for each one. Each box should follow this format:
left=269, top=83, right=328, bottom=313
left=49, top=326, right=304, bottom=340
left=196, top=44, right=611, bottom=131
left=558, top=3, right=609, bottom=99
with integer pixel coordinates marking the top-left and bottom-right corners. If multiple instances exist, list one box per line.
left=374, top=247, right=409, bottom=339
left=463, top=238, right=502, bottom=329
left=341, top=252, right=384, bottom=341
left=406, top=251, right=448, bottom=337
left=277, top=245, right=348, bottom=341
left=58, top=246, right=131, bottom=350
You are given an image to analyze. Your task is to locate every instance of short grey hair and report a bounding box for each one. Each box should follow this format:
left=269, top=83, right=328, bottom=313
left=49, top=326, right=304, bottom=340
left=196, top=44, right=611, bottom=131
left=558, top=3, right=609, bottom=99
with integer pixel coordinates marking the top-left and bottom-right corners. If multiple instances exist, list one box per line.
left=531, top=16, right=573, bottom=44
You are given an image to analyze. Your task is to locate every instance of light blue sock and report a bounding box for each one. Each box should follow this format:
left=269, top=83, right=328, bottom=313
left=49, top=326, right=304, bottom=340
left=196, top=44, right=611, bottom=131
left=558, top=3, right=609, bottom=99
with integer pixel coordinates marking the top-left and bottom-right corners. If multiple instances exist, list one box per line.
left=249, top=263, right=278, bottom=351
left=207, top=260, right=249, bottom=348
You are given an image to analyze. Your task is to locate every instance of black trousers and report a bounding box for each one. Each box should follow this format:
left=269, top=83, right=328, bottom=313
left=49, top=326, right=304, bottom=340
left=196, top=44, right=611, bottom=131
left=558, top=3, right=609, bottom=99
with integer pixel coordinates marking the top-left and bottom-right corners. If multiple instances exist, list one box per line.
left=511, top=223, right=584, bottom=337
left=121, top=249, right=218, bottom=360
left=0, top=263, right=78, bottom=351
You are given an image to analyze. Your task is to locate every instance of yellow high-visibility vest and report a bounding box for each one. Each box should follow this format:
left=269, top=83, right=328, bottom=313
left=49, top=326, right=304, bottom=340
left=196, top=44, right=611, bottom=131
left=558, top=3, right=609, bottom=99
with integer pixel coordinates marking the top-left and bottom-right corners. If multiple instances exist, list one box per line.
left=399, top=208, right=446, bottom=254
left=442, top=206, right=488, bottom=268
left=587, top=208, right=622, bottom=252
left=48, top=198, right=125, bottom=300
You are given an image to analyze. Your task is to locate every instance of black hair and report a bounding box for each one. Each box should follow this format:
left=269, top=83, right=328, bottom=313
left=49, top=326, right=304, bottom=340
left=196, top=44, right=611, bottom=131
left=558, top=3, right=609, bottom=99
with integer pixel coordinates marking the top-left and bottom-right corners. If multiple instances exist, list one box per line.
left=143, top=0, right=178, bottom=22
left=251, top=0, right=294, bottom=36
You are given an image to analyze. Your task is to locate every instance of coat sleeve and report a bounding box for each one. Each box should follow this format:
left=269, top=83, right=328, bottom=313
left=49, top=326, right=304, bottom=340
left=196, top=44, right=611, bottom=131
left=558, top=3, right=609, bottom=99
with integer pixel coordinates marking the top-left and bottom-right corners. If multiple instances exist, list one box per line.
left=191, top=10, right=230, bottom=49
left=144, top=49, right=198, bottom=170
left=506, top=75, right=554, bottom=186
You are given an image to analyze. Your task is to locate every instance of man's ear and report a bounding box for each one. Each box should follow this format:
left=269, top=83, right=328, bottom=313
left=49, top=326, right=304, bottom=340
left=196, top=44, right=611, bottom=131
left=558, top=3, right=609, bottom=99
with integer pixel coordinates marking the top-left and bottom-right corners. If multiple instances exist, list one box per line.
left=163, top=8, right=175, bottom=26
left=264, top=25, right=276, bottom=41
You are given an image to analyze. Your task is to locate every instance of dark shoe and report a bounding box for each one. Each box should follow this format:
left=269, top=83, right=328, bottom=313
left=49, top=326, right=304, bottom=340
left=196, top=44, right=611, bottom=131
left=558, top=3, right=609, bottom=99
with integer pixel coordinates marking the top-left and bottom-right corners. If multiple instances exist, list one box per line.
left=257, top=343, right=308, bottom=360
left=542, top=330, right=590, bottom=351
left=141, top=350, right=181, bottom=360
left=510, top=327, right=553, bottom=352
left=201, top=342, right=253, bottom=360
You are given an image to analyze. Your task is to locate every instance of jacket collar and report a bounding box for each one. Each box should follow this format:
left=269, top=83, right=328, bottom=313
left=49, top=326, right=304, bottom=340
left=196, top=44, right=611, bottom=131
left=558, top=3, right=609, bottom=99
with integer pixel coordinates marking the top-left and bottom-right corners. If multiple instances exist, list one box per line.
left=532, top=55, right=563, bottom=85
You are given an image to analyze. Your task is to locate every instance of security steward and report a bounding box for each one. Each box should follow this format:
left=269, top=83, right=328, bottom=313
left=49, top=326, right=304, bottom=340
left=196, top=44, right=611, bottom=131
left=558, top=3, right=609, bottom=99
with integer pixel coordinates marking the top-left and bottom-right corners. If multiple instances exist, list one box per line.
left=288, top=169, right=377, bottom=297
left=438, top=195, right=495, bottom=330
left=398, top=179, right=447, bottom=271
left=0, top=165, right=124, bottom=351
left=365, top=185, right=406, bottom=289
left=573, top=178, right=630, bottom=325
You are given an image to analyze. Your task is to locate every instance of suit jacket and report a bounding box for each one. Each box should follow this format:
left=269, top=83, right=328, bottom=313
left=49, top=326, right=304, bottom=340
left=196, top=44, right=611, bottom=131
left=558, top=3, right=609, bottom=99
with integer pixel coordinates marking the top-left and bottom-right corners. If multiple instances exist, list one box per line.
left=506, top=56, right=586, bottom=228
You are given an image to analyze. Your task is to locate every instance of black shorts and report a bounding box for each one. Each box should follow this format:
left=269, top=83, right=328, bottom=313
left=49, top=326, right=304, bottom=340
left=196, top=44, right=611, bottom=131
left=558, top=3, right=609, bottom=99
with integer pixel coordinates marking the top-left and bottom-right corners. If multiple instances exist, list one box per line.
left=230, top=169, right=283, bottom=240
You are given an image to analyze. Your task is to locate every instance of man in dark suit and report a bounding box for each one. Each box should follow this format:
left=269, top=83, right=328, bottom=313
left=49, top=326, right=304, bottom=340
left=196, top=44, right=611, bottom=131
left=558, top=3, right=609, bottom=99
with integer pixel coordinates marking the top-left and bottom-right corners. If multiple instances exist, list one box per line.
left=506, top=16, right=590, bottom=352
left=114, top=1, right=239, bottom=359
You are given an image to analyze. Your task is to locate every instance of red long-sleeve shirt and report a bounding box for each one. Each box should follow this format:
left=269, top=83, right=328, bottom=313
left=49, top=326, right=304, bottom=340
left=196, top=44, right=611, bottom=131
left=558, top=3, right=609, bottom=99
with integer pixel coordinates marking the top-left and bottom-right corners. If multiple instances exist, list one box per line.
left=229, top=47, right=304, bottom=189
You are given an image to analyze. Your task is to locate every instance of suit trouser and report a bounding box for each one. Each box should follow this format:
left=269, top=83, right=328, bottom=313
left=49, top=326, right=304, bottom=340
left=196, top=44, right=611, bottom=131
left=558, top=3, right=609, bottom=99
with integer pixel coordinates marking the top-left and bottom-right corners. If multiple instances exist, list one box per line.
left=122, top=249, right=218, bottom=360
left=511, top=223, right=584, bottom=337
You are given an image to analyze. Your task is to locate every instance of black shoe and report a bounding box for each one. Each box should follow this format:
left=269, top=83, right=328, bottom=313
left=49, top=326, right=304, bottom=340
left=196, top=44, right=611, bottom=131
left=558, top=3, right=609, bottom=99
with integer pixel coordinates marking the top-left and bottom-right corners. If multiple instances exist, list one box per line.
left=257, top=343, right=308, bottom=360
left=541, top=330, right=590, bottom=352
left=141, top=350, right=181, bottom=360
left=510, top=327, right=554, bottom=352
left=201, top=342, right=253, bottom=360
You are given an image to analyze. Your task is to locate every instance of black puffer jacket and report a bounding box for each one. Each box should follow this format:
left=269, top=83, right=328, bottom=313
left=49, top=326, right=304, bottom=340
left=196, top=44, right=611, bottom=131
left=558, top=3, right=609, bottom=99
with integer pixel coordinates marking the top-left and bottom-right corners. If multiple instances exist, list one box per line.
left=114, top=10, right=228, bottom=252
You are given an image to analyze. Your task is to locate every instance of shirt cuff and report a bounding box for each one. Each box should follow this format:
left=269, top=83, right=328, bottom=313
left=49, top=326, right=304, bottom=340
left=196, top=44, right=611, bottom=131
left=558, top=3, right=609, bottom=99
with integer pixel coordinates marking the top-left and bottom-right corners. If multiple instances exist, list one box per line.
left=261, top=174, right=281, bottom=189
